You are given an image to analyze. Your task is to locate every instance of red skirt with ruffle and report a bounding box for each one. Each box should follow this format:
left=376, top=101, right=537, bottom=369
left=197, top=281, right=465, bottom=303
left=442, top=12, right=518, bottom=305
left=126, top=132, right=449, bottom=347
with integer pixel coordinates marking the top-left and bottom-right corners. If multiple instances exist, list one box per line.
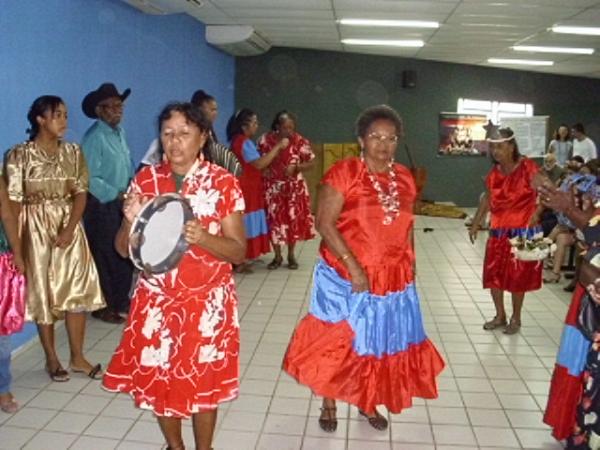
left=544, top=285, right=588, bottom=440
left=283, top=314, right=444, bottom=414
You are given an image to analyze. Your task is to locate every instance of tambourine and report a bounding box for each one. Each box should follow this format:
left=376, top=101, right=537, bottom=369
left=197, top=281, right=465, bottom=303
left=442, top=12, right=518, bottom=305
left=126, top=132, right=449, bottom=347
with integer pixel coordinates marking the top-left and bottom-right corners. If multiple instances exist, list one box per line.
left=129, top=193, right=195, bottom=274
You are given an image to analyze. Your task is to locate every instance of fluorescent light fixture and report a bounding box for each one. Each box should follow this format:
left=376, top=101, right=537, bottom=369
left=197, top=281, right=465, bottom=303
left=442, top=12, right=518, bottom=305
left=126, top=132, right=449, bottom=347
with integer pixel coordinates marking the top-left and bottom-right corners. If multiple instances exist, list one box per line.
left=513, top=45, right=594, bottom=55
left=552, top=25, right=600, bottom=36
left=488, top=58, right=554, bottom=66
left=338, top=19, right=439, bottom=28
left=342, top=39, right=424, bottom=47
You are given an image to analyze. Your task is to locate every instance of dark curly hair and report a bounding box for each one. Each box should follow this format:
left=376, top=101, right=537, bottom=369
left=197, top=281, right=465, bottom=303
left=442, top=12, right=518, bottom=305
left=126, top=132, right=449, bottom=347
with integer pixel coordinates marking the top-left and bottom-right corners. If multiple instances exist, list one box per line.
left=355, top=105, right=403, bottom=139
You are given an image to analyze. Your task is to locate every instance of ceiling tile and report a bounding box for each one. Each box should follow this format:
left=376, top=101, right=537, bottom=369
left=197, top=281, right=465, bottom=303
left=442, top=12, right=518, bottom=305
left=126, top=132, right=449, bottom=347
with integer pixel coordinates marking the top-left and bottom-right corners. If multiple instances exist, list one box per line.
left=126, top=0, right=600, bottom=79
left=208, top=0, right=330, bottom=8
left=334, top=0, right=457, bottom=14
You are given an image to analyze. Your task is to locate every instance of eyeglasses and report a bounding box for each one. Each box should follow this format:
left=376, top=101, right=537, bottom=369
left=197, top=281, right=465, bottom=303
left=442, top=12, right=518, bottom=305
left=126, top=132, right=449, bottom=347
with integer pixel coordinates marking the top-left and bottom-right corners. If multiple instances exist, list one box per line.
left=367, top=132, right=399, bottom=144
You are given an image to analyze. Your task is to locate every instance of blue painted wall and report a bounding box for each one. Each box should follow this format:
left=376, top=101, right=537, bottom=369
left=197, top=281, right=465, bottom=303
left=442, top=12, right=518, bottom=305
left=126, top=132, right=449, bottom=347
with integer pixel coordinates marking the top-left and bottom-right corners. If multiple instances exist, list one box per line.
left=0, top=0, right=235, bottom=162
left=1, top=0, right=235, bottom=350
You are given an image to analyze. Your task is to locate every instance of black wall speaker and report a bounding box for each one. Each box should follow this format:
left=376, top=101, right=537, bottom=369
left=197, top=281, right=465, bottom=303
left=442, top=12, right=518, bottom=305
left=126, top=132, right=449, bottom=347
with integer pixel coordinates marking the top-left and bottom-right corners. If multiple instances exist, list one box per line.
left=402, top=70, right=417, bottom=89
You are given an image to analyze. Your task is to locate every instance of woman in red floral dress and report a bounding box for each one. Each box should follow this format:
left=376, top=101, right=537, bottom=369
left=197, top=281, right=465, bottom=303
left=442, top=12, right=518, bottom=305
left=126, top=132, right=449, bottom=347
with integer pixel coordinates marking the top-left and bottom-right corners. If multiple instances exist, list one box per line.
left=258, top=111, right=315, bottom=270
left=227, top=108, right=289, bottom=273
left=103, top=103, right=246, bottom=450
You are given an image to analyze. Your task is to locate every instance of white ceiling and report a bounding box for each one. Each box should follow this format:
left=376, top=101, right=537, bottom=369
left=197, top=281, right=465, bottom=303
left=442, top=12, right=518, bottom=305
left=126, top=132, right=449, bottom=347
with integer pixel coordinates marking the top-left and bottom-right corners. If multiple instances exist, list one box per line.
left=131, top=0, right=600, bottom=79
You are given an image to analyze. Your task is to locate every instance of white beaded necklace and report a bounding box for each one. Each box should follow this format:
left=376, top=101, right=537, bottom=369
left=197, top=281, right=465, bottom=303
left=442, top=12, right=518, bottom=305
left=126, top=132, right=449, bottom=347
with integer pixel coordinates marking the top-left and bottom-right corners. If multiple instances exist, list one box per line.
left=362, top=156, right=400, bottom=225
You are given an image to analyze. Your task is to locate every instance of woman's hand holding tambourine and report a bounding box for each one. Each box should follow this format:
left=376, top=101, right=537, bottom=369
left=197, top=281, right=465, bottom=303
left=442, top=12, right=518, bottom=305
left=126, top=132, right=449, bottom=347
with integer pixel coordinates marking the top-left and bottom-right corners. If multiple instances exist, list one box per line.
left=123, top=193, right=147, bottom=224
left=184, top=220, right=207, bottom=246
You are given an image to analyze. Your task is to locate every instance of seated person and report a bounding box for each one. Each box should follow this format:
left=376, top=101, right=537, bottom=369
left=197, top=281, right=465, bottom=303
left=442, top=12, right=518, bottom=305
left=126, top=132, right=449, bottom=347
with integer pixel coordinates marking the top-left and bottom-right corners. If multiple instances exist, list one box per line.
left=543, top=153, right=565, bottom=185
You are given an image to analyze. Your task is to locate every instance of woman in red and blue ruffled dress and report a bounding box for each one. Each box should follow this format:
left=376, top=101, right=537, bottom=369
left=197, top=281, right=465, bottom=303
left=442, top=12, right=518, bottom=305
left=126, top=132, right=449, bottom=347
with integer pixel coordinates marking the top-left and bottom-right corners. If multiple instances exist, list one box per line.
left=539, top=178, right=600, bottom=445
left=469, top=127, right=543, bottom=335
left=283, top=105, right=444, bottom=432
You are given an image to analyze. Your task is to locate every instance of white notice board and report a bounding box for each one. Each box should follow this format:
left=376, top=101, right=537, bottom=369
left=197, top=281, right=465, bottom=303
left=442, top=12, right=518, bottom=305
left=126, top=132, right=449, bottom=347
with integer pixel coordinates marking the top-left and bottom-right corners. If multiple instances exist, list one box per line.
left=499, top=116, right=548, bottom=157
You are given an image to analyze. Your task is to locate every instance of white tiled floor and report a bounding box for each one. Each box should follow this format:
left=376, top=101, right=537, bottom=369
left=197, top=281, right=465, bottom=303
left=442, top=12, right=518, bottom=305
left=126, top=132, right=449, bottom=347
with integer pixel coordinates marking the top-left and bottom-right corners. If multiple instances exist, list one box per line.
left=0, top=215, right=572, bottom=449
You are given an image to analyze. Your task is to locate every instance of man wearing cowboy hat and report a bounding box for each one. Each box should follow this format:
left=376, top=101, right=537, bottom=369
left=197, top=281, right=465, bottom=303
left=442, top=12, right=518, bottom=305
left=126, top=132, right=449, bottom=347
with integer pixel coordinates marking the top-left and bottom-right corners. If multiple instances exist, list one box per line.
left=81, top=82, right=134, bottom=324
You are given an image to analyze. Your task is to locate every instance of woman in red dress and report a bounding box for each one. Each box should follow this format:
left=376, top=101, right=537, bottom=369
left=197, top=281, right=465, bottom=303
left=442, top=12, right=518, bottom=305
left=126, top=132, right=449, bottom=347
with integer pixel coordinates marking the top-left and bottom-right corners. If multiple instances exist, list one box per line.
left=258, top=111, right=315, bottom=270
left=469, top=127, right=543, bottom=334
left=283, top=105, right=444, bottom=432
left=103, top=103, right=246, bottom=450
left=227, top=108, right=289, bottom=273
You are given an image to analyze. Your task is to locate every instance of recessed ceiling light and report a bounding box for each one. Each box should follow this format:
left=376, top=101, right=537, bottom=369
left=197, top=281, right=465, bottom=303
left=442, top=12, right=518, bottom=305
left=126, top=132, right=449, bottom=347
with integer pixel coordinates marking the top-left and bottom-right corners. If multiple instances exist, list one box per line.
left=552, top=25, right=600, bottom=36
left=513, top=45, right=594, bottom=55
left=342, top=39, right=425, bottom=47
left=488, top=58, right=554, bottom=66
left=338, top=19, right=439, bottom=29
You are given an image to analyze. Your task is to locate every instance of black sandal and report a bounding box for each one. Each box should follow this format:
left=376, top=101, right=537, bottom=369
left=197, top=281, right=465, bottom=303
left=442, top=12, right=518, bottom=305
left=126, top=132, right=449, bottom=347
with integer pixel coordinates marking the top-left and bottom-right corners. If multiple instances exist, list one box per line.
left=46, top=365, right=70, bottom=382
left=287, top=258, right=299, bottom=270
left=267, top=257, right=283, bottom=270
left=318, top=406, right=337, bottom=432
left=71, top=363, right=103, bottom=380
left=359, top=409, right=388, bottom=431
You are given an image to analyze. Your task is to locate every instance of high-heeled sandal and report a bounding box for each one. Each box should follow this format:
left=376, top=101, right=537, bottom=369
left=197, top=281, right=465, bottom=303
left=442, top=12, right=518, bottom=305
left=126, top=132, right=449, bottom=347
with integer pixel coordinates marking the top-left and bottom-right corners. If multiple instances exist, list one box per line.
left=318, top=406, right=337, bottom=432
left=359, top=409, right=388, bottom=430
left=543, top=272, right=561, bottom=283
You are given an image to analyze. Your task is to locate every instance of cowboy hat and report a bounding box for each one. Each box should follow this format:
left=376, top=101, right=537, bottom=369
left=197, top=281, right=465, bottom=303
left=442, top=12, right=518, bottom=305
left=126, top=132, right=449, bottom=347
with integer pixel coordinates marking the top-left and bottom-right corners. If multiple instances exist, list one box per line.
left=82, top=83, right=131, bottom=119
left=486, top=125, right=515, bottom=143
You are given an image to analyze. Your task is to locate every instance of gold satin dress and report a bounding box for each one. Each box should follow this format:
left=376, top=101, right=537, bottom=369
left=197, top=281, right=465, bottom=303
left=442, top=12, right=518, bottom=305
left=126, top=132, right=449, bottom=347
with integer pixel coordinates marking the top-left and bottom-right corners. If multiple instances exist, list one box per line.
left=4, top=141, right=105, bottom=324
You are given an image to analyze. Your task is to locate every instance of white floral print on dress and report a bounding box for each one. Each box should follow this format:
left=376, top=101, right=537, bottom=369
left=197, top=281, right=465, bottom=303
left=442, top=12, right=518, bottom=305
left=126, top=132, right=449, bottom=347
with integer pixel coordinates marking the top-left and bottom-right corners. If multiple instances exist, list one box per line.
left=190, top=189, right=220, bottom=217
left=141, top=329, right=173, bottom=368
left=198, top=343, right=225, bottom=363
left=142, top=306, right=163, bottom=339
left=199, top=287, right=225, bottom=338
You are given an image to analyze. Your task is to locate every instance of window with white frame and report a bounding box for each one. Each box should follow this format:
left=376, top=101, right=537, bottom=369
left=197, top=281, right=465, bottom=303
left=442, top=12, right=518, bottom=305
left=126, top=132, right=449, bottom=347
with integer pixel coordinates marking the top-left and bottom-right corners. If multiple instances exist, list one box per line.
left=457, top=98, right=533, bottom=123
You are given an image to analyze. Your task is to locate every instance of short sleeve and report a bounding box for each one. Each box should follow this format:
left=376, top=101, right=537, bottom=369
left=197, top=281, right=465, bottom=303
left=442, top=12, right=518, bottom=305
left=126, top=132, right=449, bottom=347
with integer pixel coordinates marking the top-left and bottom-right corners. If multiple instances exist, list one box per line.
left=321, top=159, right=352, bottom=196
left=4, top=146, right=24, bottom=203
left=242, top=140, right=260, bottom=163
left=72, top=145, right=89, bottom=195
left=218, top=172, right=245, bottom=219
left=127, top=166, right=153, bottom=197
left=298, top=136, right=315, bottom=163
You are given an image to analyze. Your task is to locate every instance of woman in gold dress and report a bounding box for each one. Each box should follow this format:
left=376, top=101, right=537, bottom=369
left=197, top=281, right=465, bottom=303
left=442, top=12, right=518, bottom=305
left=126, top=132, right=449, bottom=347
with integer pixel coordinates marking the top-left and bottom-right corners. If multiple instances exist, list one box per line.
left=4, top=95, right=105, bottom=382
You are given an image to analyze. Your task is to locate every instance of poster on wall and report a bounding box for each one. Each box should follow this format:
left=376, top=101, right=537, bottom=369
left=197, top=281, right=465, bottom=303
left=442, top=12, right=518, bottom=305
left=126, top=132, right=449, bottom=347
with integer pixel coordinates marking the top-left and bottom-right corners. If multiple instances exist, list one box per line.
left=499, top=116, right=548, bottom=157
left=438, top=113, right=489, bottom=156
